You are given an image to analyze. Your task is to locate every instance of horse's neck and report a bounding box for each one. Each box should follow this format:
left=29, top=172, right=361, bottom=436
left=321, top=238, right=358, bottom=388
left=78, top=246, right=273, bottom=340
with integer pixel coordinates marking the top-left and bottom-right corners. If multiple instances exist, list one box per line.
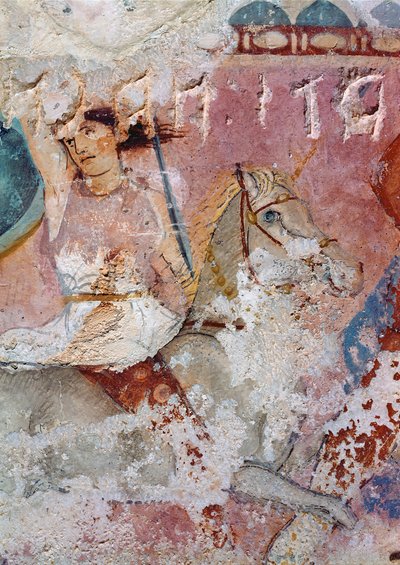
left=189, top=193, right=244, bottom=321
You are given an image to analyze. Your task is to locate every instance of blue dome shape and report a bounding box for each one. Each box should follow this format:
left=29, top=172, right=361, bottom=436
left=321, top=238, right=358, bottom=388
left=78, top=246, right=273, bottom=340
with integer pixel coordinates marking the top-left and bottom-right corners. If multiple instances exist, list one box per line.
left=229, top=1, right=291, bottom=25
left=296, top=0, right=353, bottom=27
left=371, top=1, right=400, bottom=28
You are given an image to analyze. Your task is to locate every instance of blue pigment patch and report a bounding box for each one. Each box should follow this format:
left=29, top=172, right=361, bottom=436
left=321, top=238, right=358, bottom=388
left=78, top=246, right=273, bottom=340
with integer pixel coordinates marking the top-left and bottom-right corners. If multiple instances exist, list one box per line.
left=229, top=1, right=291, bottom=26
left=0, top=116, right=44, bottom=253
left=371, top=1, right=400, bottom=29
left=363, top=468, right=400, bottom=519
left=343, top=256, right=400, bottom=389
left=296, top=0, right=353, bottom=28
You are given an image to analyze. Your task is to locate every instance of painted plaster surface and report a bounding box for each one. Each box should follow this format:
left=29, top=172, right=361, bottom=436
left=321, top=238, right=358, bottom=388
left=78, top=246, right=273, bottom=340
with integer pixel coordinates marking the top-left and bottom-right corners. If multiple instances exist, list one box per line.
left=0, top=0, right=399, bottom=563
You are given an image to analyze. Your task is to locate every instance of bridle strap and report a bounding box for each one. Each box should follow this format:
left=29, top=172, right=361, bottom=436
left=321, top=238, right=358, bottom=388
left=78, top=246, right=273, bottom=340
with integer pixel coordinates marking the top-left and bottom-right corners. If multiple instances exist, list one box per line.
left=237, top=167, right=261, bottom=283
left=236, top=166, right=293, bottom=284
left=235, top=166, right=336, bottom=288
left=240, top=190, right=260, bottom=283
left=253, top=197, right=297, bottom=216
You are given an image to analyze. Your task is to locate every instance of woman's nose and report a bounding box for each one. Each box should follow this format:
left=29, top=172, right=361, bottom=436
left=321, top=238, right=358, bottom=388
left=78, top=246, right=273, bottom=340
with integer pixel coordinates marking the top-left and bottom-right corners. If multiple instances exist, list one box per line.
left=73, top=138, right=88, bottom=155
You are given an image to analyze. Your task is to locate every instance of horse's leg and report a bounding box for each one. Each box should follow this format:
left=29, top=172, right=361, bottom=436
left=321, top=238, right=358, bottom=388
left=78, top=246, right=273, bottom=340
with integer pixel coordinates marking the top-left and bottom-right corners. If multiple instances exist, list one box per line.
left=162, top=333, right=354, bottom=529
left=161, top=332, right=264, bottom=456
left=0, top=367, right=120, bottom=437
left=232, top=463, right=356, bottom=529
left=255, top=419, right=312, bottom=474
left=0, top=367, right=172, bottom=498
left=162, top=331, right=357, bottom=537
left=265, top=347, right=400, bottom=564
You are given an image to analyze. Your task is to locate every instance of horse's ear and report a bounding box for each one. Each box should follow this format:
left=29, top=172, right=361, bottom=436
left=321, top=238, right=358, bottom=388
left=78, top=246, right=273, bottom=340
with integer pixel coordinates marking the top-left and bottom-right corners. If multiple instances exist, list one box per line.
left=241, top=172, right=259, bottom=200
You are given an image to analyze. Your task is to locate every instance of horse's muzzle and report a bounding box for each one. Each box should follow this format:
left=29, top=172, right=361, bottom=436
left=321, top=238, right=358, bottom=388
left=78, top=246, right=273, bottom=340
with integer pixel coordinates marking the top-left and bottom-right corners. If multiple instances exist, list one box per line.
left=325, top=255, right=364, bottom=298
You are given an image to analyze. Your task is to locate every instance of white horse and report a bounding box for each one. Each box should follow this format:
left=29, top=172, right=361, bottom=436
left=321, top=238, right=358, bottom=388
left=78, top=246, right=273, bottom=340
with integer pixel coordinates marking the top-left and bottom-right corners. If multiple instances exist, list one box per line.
left=160, top=166, right=364, bottom=527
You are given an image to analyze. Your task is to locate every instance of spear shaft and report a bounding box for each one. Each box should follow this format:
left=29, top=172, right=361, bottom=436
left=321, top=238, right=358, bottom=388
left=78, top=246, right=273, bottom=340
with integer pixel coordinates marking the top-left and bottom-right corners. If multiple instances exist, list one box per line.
left=151, top=131, right=194, bottom=279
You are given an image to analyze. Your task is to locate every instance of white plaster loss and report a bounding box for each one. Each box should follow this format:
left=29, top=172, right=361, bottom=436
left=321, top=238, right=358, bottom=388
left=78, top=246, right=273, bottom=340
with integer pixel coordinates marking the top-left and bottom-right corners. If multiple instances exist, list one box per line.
left=283, top=237, right=321, bottom=259
left=0, top=298, right=182, bottom=368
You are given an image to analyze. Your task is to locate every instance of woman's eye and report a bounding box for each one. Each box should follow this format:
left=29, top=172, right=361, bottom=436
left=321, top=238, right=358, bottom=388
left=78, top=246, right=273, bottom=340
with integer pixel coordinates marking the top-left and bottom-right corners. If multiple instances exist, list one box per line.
left=262, top=210, right=280, bottom=223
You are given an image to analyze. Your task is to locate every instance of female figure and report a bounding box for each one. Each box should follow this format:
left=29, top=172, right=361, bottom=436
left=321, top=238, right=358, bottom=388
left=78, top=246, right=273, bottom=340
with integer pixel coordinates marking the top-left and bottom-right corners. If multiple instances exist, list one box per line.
left=0, top=105, right=191, bottom=367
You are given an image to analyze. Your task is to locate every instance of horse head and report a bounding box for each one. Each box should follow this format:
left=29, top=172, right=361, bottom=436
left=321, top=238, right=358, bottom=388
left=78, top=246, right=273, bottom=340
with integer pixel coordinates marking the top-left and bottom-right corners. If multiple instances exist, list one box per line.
left=237, top=167, right=364, bottom=297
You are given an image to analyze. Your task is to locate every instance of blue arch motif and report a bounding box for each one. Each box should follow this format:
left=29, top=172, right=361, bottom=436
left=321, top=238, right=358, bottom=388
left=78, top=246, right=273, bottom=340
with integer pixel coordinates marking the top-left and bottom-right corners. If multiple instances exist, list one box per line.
left=296, top=0, right=353, bottom=27
left=229, top=1, right=291, bottom=25
left=0, top=116, right=44, bottom=254
left=371, top=1, right=400, bottom=29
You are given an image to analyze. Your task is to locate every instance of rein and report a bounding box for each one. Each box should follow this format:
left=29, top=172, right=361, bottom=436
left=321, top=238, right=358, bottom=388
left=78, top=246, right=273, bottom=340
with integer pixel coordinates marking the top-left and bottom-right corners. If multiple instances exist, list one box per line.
left=236, top=166, right=338, bottom=289
left=236, top=166, right=296, bottom=285
left=187, top=166, right=340, bottom=335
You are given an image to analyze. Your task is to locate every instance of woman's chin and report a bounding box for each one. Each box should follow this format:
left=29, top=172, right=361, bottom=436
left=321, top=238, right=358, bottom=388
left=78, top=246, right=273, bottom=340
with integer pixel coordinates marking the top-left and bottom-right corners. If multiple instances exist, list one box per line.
left=82, top=165, right=112, bottom=177
left=83, top=167, right=121, bottom=195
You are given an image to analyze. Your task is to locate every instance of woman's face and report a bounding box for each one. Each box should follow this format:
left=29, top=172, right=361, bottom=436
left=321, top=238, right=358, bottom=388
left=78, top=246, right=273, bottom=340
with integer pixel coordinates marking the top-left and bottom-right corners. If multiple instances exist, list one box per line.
left=63, top=120, right=119, bottom=178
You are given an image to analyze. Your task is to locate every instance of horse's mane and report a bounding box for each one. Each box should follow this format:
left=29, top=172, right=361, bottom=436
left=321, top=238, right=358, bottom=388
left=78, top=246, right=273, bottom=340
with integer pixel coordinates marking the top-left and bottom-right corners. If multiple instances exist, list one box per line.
left=178, top=171, right=241, bottom=303
left=178, top=167, right=297, bottom=305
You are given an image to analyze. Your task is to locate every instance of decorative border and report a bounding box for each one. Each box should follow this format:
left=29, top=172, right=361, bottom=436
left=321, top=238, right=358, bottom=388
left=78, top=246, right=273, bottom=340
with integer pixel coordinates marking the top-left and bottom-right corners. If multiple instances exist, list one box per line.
left=233, top=25, right=400, bottom=56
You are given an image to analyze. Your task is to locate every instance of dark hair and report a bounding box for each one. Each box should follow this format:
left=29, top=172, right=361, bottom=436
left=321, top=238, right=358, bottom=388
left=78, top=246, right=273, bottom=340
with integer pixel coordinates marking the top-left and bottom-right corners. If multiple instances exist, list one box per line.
left=118, top=122, right=153, bottom=150
left=82, top=108, right=183, bottom=150
left=83, top=107, right=116, bottom=127
left=119, top=121, right=184, bottom=151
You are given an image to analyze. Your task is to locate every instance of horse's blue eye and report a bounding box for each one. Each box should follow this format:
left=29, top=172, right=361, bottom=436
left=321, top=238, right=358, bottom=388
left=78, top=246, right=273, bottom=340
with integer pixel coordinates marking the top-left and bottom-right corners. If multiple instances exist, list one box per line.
left=262, top=210, right=280, bottom=223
